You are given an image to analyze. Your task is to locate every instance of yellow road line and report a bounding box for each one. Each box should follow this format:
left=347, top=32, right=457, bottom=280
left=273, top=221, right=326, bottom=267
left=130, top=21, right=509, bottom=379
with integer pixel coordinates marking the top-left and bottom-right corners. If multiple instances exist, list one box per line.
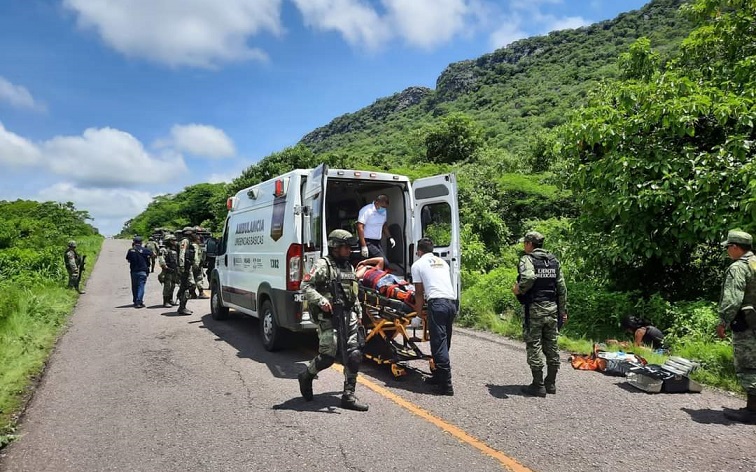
left=332, top=364, right=534, bottom=472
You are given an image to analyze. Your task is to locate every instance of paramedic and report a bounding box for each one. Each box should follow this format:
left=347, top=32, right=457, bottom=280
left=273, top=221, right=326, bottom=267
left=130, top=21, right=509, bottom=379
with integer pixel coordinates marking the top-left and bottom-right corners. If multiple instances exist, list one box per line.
left=412, top=237, right=457, bottom=396
left=356, top=195, right=395, bottom=264
left=718, top=229, right=756, bottom=424
left=298, top=229, right=369, bottom=412
left=513, top=231, right=567, bottom=397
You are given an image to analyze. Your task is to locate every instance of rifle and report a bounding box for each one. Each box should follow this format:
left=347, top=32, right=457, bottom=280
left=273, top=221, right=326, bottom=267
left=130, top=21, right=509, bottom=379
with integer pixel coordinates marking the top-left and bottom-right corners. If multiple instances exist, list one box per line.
left=79, top=254, right=87, bottom=279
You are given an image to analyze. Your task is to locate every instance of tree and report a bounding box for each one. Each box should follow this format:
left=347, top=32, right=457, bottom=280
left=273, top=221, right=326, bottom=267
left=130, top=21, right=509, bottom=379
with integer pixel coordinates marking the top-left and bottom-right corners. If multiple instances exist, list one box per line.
left=423, top=113, right=483, bottom=164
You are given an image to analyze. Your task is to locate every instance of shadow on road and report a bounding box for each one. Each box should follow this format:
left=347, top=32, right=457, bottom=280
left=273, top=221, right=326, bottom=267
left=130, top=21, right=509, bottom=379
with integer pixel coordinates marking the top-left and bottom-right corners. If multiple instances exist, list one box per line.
left=272, top=392, right=344, bottom=413
left=358, top=362, right=437, bottom=395
left=115, top=304, right=137, bottom=309
left=200, top=312, right=313, bottom=379
left=615, top=382, right=652, bottom=394
left=681, top=407, right=737, bottom=425
left=485, top=383, right=531, bottom=399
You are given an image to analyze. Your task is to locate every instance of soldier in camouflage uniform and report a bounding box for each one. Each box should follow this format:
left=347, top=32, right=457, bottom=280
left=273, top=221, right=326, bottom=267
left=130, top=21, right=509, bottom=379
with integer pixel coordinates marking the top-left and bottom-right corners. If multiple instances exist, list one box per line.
left=158, top=234, right=179, bottom=308
left=191, top=228, right=207, bottom=299
left=513, top=231, right=567, bottom=397
left=297, top=229, right=368, bottom=412
left=176, top=227, right=197, bottom=315
left=145, top=236, right=160, bottom=273
left=64, top=241, right=85, bottom=294
left=717, top=230, right=756, bottom=424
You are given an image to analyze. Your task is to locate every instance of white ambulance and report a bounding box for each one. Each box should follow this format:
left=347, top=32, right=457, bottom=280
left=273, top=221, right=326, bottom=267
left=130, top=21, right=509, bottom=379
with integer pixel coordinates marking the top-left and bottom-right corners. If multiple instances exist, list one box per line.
left=209, top=164, right=460, bottom=351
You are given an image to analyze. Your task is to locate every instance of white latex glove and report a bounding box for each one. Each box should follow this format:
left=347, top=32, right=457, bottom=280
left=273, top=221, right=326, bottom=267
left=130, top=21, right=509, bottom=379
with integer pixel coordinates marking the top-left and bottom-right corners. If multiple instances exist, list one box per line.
left=360, top=246, right=369, bottom=257
left=389, top=237, right=396, bottom=248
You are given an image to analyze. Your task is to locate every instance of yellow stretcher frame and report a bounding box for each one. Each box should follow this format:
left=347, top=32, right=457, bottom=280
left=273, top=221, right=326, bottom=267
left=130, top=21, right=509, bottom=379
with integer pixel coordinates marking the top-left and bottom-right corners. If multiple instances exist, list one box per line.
left=359, top=287, right=435, bottom=378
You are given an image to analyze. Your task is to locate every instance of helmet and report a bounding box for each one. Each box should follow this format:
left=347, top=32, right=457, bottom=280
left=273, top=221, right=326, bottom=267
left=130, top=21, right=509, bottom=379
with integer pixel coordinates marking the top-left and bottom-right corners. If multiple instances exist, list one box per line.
left=164, top=234, right=177, bottom=242
left=68, top=240, right=77, bottom=248
left=182, top=226, right=195, bottom=234
left=328, top=229, right=356, bottom=249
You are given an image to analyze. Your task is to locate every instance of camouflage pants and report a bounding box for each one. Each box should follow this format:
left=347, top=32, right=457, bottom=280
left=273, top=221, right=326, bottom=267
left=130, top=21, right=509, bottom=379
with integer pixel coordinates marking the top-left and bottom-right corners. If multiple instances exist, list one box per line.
left=524, top=315, right=560, bottom=371
left=307, top=309, right=361, bottom=384
left=67, top=272, right=80, bottom=290
left=733, top=330, right=756, bottom=395
left=192, top=266, right=204, bottom=290
left=162, top=271, right=177, bottom=302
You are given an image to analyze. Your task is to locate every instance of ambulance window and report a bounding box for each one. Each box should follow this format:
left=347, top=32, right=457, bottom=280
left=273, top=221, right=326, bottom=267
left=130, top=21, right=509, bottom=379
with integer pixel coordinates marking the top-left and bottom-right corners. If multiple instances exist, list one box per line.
left=420, top=203, right=451, bottom=247
left=219, top=218, right=230, bottom=255
left=309, top=193, right=323, bottom=250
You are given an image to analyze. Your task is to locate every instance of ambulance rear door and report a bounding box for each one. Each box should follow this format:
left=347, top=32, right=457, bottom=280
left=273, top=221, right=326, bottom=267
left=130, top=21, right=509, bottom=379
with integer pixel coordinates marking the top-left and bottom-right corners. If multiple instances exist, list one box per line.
left=302, top=164, right=328, bottom=274
left=411, top=173, right=461, bottom=298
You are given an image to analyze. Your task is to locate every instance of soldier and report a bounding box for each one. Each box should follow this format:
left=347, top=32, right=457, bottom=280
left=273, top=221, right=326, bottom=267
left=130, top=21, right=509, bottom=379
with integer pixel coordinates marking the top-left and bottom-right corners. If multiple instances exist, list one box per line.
left=192, top=227, right=207, bottom=299
left=145, top=236, right=160, bottom=273
left=512, top=231, right=567, bottom=397
left=297, top=229, right=369, bottom=412
left=176, top=227, right=196, bottom=315
left=64, top=241, right=86, bottom=294
left=158, top=234, right=179, bottom=308
left=717, top=230, right=756, bottom=424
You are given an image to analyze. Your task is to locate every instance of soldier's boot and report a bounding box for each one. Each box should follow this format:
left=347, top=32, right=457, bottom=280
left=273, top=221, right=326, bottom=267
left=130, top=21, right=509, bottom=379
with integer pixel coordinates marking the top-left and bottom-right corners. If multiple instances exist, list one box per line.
left=74, top=280, right=86, bottom=294
left=544, top=366, right=558, bottom=394
left=431, top=370, right=454, bottom=396
left=177, top=297, right=193, bottom=315
left=189, top=288, right=198, bottom=299
left=341, top=379, right=369, bottom=411
left=163, top=297, right=172, bottom=308
left=198, top=289, right=208, bottom=299
left=521, top=369, right=547, bottom=397
left=298, top=370, right=315, bottom=401
left=724, top=394, right=756, bottom=424
left=171, top=298, right=179, bottom=306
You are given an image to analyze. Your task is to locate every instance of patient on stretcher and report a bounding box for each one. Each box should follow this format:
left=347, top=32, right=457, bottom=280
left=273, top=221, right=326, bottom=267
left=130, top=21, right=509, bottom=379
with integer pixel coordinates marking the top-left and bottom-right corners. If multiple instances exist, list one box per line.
left=356, top=257, right=416, bottom=307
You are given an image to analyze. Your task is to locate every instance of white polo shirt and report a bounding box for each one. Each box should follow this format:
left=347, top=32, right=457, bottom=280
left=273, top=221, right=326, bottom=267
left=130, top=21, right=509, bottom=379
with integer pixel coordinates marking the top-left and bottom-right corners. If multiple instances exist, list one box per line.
left=357, top=203, right=386, bottom=239
left=411, top=253, right=455, bottom=300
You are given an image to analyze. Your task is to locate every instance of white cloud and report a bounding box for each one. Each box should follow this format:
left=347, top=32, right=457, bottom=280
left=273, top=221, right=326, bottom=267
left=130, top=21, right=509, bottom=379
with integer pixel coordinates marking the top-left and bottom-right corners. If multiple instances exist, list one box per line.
left=546, top=16, right=590, bottom=32
left=291, top=0, right=391, bottom=50
left=208, top=173, right=235, bottom=184
left=37, top=183, right=154, bottom=236
left=42, top=127, right=187, bottom=187
left=489, top=19, right=528, bottom=49
left=169, top=124, right=236, bottom=158
left=0, top=77, right=45, bottom=112
left=63, top=0, right=283, bottom=68
left=384, top=0, right=471, bottom=49
left=0, top=123, right=42, bottom=166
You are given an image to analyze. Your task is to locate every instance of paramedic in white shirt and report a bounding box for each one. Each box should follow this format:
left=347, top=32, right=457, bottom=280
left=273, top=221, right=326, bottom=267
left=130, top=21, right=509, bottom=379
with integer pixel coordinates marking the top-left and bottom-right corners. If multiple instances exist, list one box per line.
left=356, top=194, right=395, bottom=264
left=411, top=237, right=458, bottom=396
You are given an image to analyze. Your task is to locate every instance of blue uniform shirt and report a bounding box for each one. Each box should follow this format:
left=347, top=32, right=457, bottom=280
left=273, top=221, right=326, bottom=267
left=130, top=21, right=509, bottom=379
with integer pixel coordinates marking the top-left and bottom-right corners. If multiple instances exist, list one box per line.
left=126, top=245, right=152, bottom=273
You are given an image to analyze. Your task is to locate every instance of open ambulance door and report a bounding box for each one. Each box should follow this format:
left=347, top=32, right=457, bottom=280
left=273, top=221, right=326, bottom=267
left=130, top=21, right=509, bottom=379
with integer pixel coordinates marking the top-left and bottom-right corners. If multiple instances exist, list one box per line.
left=412, top=173, right=461, bottom=299
left=302, top=164, right=328, bottom=274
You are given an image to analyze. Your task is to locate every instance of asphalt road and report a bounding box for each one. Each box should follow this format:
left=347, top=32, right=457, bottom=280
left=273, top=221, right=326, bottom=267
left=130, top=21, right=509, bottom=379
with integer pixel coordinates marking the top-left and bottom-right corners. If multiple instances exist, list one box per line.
left=1, top=239, right=754, bottom=472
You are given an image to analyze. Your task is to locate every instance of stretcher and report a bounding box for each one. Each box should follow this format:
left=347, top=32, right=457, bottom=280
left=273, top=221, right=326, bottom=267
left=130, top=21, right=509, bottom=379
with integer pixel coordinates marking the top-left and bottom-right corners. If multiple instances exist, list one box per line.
left=358, top=285, right=434, bottom=378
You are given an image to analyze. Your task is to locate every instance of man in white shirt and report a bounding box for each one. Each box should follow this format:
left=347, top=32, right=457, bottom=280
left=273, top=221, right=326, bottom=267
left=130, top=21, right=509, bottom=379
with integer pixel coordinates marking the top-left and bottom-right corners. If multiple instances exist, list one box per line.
left=411, top=237, right=457, bottom=396
left=356, top=195, right=395, bottom=264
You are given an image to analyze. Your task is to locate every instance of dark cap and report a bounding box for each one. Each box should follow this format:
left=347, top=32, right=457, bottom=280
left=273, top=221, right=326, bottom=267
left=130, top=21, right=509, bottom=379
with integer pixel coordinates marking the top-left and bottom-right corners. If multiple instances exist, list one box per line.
left=133, top=236, right=143, bottom=243
left=722, top=230, right=753, bottom=247
left=519, top=231, right=545, bottom=245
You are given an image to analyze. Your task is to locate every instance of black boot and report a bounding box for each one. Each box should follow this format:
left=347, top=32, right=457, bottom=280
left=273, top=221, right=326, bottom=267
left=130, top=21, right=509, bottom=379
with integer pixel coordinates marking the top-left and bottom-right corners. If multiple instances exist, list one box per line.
left=163, top=297, right=172, bottom=308
left=341, top=379, right=369, bottom=411
left=521, top=369, right=547, bottom=397
left=298, top=370, right=315, bottom=401
left=545, top=366, right=558, bottom=394
left=428, top=369, right=454, bottom=396
left=724, top=394, right=756, bottom=424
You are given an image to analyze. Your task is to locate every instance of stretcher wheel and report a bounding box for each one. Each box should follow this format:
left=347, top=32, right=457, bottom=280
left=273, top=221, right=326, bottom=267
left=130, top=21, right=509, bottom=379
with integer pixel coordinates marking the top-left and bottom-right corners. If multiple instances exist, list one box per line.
left=429, top=359, right=436, bottom=372
left=391, top=364, right=407, bottom=378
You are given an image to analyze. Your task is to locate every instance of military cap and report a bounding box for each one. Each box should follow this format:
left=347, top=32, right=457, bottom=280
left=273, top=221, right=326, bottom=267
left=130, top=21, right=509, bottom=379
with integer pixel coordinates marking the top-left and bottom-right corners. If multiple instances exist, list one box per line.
left=519, top=231, right=545, bottom=244
left=68, top=240, right=77, bottom=248
left=721, top=230, right=753, bottom=247
left=133, top=236, right=143, bottom=243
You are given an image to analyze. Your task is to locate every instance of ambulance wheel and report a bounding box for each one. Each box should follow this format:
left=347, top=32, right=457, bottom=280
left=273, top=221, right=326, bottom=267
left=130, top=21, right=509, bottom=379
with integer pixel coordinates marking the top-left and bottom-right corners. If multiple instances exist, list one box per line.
left=210, top=282, right=229, bottom=320
left=260, top=300, right=284, bottom=351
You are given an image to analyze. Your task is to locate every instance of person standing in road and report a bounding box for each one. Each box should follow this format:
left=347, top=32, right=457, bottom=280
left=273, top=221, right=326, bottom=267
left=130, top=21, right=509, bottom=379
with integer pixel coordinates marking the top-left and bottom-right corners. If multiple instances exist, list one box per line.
left=191, top=228, right=207, bottom=299
left=64, top=240, right=86, bottom=294
left=298, top=229, right=369, bottom=412
left=356, top=195, right=395, bottom=265
left=412, top=237, right=457, bottom=396
left=126, top=236, right=152, bottom=308
left=145, top=236, right=160, bottom=273
left=158, top=234, right=179, bottom=308
left=512, top=231, right=567, bottom=397
left=717, top=230, right=756, bottom=424
left=176, top=227, right=196, bottom=315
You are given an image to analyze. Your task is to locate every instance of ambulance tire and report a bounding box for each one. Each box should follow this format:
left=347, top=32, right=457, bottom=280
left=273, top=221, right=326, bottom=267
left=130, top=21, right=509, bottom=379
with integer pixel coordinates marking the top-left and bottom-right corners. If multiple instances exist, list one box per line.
left=210, top=281, right=229, bottom=320
left=260, top=300, right=285, bottom=351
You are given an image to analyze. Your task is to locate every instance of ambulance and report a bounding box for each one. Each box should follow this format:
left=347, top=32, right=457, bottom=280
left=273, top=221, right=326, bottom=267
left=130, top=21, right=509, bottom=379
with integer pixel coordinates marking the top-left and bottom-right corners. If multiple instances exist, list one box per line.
left=209, top=164, right=460, bottom=351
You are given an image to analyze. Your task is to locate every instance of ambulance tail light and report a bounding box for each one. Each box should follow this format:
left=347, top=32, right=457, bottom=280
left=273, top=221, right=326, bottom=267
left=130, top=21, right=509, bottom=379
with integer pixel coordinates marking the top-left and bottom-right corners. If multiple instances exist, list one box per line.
left=287, top=244, right=302, bottom=291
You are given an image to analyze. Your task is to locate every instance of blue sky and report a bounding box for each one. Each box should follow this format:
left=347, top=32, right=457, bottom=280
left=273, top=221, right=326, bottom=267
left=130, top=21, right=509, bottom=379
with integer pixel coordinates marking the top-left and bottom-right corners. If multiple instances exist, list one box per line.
left=0, top=0, right=648, bottom=235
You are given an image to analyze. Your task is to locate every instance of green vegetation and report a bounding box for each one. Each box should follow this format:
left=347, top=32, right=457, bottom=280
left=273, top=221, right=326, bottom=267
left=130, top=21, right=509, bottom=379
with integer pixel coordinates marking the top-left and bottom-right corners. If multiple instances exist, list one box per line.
left=123, top=0, right=753, bottom=394
left=0, top=200, right=102, bottom=445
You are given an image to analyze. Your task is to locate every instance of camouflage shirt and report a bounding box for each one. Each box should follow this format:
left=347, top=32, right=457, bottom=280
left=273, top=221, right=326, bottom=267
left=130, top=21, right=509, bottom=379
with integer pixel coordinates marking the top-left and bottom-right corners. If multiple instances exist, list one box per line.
left=64, top=248, right=80, bottom=275
left=301, top=255, right=362, bottom=320
left=719, top=251, right=756, bottom=325
left=517, top=248, right=567, bottom=317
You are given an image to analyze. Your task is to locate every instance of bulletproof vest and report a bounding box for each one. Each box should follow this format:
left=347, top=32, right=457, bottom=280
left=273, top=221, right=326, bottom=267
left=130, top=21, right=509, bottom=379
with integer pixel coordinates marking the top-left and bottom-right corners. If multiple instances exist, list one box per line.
left=741, top=253, right=756, bottom=309
left=525, top=253, right=559, bottom=303
left=182, top=238, right=196, bottom=265
left=326, top=256, right=358, bottom=306
left=165, top=249, right=178, bottom=271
